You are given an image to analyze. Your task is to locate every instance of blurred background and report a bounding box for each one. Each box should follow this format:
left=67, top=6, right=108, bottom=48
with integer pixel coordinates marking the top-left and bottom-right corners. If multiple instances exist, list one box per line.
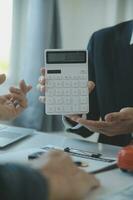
left=0, top=0, right=132, bottom=132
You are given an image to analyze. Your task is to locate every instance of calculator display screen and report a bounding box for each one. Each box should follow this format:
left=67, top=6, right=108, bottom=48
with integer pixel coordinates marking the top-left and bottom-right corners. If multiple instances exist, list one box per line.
left=46, top=51, right=86, bottom=64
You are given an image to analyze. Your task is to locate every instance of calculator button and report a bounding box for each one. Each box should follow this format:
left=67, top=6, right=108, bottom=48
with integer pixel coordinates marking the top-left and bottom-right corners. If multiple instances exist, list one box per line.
left=79, top=88, right=88, bottom=95
left=64, top=105, right=72, bottom=112
left=64, top=88, right=71, bottom=96
left=84, top=75, right=88, bottom=79
left=80, top=105, right=89, bottom=112
left=80, top=75, right=88, bottom=80
left=46, top=89, right=55, bottom=96
left=63, top=75, right=70, bottom=80
left=80, top=96, right=88, bottom=104
left=56, top=75, right=62, bottom=80
left=52, top=75, right=58, bottom=80
left=56, top=106, right=63, bottom=113
left=46, top=75, right=53, bottom=80
left=73, top=105, right=80, bottom=112
left=56, top=81, right=63, bottom=87
left=72, top=80, right=78, bottom=87
left=47, top=81, right=54, bottom=87
left=47, top=106, right=55, bottom=113
left=46, top=97, right=55, bottom=104
left=55, top=97, right=63, bottom=104
left=72, top=97, right=79, bottom=105
left=73, top=75, right=79, bottom=80
left=79, top=80, right=87, bottom=87
left=64, top=97, right=71, bottom=104
left=55, top=89, right=63, bottom=96
left=64, top=80, right=71, bottom=87
left=72, top=88, right=79, bottom=96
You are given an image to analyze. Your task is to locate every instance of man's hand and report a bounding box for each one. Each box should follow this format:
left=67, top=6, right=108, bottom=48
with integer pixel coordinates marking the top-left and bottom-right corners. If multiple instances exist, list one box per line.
left=37, top=150, right=99, bottom=200
left=37, top=67, right=46, bottom=103
left=70, top=107, right=133, bottom=136
left=37, top=67, right=95, bottom=104
left=0, top=74, right=32, bottom=120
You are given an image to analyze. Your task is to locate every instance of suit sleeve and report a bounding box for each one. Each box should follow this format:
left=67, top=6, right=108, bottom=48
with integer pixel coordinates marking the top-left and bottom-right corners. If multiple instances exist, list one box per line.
left=63, top=33, right=100, bottom=138
left=0, top=164, right=49, bottom=200
left=87, top=33, right=100, bottom=122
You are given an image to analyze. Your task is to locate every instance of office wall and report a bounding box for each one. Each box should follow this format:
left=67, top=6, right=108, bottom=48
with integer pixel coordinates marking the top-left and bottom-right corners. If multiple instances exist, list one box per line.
left=58, top=0, right=133, bottom=49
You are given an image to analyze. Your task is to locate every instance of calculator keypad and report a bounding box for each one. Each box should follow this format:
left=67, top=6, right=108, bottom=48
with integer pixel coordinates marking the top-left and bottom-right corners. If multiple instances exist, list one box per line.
left=45, top=75, right=89, bottom=114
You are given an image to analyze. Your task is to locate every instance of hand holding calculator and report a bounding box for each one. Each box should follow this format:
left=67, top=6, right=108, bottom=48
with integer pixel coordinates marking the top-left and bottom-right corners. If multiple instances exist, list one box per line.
left=44, top=49, right=89, bottom=115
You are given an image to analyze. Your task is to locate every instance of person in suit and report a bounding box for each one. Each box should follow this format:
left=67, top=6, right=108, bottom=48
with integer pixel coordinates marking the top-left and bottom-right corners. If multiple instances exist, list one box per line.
left=67, top=20, right=133, bottom=146
left=0, top=73, right=99, bottom=200
left=38, top=20, right=133, bottom=146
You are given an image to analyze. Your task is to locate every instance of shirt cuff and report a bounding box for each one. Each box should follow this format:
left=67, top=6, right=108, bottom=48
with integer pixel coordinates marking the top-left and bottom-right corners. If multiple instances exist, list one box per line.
left=62, top=114, right=87, bottom=130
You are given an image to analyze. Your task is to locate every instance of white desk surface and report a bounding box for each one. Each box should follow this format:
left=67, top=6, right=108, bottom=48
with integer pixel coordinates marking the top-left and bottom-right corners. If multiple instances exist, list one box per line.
left=0, top=126, right=133, bottom=200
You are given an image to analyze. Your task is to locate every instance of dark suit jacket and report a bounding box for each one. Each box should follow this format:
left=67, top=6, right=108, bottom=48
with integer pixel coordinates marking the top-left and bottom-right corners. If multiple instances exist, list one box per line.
left=0, top=164, right=49, bottom=200
left=67, top=20, right=133, bottom=146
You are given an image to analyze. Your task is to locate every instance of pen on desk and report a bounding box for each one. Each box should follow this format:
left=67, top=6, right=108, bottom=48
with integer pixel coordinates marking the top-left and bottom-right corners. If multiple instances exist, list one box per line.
left=74, top=161, right=88, bottom=167
left=74, top=161, right=82, bottom=166
left=64, top=147, right=102, bottom=158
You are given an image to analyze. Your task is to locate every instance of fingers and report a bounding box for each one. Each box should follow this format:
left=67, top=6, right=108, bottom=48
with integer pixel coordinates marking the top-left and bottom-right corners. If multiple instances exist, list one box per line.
left=19, top=80, right=32, bottom=94
left=9, top=87, right=22, bottom=95
left=9, top=81, right=31, bottom=109
left=39, top=96, right=45, bottom=103
left=120, top=107, right=131, bottom=112
left=37, top=67, right=46, bottom=103
left=40, top=67, right=45, bottom=76
left=104, top=112, right=121, bottom=122
left=0, top=74, right=6, bottom=85
left=77, top=118, right=107, bottom=129
left=71, top=117, right=115, bottom=135
left=71, top=108, right=133, bottom=136
left=105, top=108, right=133, bottom=122
left=37, top=84, right=45, bottom=93
left=36, top=84, right=44, bottom=93
left=39, top=75, right=45, bottom=85
left=10, top=81, right=32, bottom=95
left=27, top=85, right=32, bottom=92
left=37, top=68, right=46, bottom=94
left=88, top=81, right=95, bottom=94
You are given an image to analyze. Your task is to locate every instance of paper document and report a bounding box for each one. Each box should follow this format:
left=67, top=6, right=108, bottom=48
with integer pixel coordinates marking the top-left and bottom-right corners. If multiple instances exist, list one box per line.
left=0, top=145, right=117, bottom=173
left=28, top=145, right=117, bottom=173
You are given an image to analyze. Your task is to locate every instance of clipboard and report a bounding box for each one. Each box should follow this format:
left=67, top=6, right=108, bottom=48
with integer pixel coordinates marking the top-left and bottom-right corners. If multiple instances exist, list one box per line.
left=28, top=145, right=117, bottom=173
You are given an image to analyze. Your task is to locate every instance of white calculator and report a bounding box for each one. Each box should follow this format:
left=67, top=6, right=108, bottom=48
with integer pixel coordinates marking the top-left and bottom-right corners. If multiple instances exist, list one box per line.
left=44, top=49, right=89, bottom=115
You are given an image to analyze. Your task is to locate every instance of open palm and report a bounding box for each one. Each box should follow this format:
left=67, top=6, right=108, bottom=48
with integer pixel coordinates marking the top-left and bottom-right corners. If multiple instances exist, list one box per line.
left=0, top=74, right=32, bottom=120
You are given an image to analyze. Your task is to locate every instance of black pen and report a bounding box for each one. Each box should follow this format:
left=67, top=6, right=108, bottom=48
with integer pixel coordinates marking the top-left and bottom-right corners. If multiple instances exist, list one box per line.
left=74, top=161, right=82, bottom=166
left=74, top=161, right=88, bottom=167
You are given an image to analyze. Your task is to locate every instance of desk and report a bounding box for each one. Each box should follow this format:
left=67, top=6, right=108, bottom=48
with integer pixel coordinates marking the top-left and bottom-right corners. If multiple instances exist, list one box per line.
left=0, top=126, right=133, bottom=200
